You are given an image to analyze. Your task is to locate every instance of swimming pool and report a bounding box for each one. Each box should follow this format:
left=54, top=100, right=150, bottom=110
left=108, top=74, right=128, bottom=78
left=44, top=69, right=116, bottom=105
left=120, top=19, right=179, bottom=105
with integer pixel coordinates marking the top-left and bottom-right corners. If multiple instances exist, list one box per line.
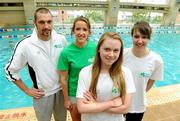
left=0, top=25, right=180, bottom=110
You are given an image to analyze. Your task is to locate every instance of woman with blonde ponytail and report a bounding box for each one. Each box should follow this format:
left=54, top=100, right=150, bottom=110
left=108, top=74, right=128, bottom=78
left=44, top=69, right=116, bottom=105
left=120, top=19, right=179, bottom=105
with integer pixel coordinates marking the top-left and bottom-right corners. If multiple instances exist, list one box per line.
left=76, top=32, right=136, bottom=121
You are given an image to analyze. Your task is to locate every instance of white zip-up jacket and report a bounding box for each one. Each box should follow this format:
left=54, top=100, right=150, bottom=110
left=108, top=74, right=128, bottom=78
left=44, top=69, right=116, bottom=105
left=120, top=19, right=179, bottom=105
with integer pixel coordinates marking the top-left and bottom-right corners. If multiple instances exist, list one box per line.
left=5, top=29, right=68, bottom=96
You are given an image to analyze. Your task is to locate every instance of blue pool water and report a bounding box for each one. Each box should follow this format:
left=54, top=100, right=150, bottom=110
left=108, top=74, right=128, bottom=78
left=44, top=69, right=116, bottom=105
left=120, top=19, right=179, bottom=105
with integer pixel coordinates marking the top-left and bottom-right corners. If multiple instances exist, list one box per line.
left=0, top=25, right=180, bottom=110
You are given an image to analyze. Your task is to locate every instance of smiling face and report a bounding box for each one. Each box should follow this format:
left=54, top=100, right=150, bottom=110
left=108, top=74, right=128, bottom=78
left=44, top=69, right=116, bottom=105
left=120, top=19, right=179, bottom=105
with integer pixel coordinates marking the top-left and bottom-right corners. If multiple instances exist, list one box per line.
left=131, top=21, right=152, bottom=49
left=99, top=37, right=122, bottom=69
left=34, top=12, right=53, bottom=41
left=73, top=20, right=91, bottom=46
left=132, top=30, right=149, bottom=49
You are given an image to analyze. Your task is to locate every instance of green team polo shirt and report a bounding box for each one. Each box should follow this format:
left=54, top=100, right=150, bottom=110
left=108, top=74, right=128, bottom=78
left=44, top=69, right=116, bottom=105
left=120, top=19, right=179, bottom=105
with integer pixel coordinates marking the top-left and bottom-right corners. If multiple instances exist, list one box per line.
left=57, top=40, right=96, bottom=97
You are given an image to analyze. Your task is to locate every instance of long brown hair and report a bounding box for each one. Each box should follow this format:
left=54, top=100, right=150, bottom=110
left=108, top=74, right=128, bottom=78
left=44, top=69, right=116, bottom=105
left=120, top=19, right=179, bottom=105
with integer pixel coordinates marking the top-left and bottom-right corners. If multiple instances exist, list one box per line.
left=89, top=32, right=126, bottom=103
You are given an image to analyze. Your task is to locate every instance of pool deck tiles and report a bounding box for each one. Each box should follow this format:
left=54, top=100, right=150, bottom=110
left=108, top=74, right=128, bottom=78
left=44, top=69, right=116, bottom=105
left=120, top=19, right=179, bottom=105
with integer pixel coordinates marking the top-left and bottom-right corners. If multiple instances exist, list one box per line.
left=143, top=84, right=180, bottom=121
left=0, top=84, right=180, bottom=121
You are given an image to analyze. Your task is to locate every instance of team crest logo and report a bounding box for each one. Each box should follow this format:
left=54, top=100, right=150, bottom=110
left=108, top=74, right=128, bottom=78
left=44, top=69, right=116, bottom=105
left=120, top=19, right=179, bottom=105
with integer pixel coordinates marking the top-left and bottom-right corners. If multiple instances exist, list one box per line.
left=140, top=72, right=150, bottom=77
left=54, top=44, right=62, bottom=48
left=88, top=57, right=94, bottom=63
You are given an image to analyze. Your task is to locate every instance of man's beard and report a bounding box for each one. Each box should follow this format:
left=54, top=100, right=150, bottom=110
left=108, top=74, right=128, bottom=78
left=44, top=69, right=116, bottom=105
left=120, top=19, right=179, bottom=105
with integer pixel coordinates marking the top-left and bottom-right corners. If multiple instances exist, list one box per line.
left=42, top=29, right=51, bottom=36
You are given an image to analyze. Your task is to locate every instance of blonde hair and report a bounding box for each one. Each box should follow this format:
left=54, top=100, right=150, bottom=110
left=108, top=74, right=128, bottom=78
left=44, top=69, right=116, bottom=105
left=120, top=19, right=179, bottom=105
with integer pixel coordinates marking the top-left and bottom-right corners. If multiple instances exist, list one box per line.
left=89, top=32, right=126, bottom=103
